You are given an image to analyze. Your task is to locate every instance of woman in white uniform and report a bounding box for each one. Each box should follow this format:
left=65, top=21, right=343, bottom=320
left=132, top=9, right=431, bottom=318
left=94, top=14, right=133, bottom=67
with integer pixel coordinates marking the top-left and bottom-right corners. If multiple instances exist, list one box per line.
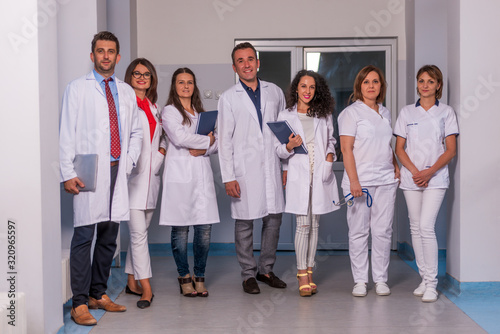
left=124, top=58, right=166, bottom=308
left=394, top=65, right=458, bottom=303
left=338, top=65, right=400, bottom=297
left=275, top=70, right=340, bottom=296
left=159, top=68, right=219, bottom=297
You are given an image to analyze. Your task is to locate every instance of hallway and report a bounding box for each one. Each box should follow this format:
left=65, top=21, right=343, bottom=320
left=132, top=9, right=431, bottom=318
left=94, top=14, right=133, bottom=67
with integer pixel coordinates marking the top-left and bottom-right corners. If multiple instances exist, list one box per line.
left=61, top=251, right=487, bottom=333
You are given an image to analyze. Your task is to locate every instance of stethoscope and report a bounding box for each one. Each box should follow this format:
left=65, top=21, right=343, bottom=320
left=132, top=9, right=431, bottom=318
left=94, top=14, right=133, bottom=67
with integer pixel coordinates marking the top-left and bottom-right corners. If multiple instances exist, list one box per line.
left=333, top=188, right=373, bottom=208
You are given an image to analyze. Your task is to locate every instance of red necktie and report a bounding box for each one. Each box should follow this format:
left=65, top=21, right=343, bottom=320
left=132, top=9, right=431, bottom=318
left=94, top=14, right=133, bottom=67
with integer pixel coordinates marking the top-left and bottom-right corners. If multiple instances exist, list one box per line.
left=104, top=78, right=121, bottom=159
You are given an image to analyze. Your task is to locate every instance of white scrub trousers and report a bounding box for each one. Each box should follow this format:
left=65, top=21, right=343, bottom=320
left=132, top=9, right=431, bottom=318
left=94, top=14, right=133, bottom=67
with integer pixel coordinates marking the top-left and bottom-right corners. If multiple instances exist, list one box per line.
left=345, top=182, right=398, bottom=284
left=125, top=209, right=154, bottom=280
left=403, top=188, right=446, bottom=290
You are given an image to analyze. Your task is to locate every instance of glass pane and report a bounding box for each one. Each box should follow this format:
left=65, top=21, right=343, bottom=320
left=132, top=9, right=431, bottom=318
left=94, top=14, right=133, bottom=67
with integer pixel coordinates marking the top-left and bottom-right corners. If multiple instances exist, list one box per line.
left=306, top=50, right=386, bottom=161
left=257, top=51, right=291, bottom=94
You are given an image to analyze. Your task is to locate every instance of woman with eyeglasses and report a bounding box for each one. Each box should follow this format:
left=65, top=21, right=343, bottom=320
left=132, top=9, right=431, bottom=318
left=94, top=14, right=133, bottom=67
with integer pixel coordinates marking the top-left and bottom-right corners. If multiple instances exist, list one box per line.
left=275, top=70, right=340, bottom=297
left=394, top=65, right=458, bottom=303
left=159, top=68, right=219, bottom=297
left=123, top=58, right=166, bottom=308
left=338, top=65, right=400, bottom=298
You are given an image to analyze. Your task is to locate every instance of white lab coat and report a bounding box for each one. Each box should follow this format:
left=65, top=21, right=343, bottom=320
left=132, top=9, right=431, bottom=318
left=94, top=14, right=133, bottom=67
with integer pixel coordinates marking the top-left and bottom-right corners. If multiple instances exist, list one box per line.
left=218, top=80, right=286, bottom=220
left=275, top=106, right=340, bottom=215
left=128, top=101, right=167, bottom=210
left=59, top=71, right=143, bottom=227
left=158, top=105, right=220, bottom=226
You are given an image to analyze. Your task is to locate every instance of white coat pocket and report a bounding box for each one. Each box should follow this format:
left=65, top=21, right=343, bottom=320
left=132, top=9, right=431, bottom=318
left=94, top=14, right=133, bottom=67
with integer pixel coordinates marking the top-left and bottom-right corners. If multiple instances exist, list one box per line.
left=126, top=156, right=134, bottom=176
left=322, top=161, right=334, bottom=183
left=233, top=152, right=246, bottom=177
left=152, top=150, right=166, bottom=176
left=165, top=156, right=192, bottom=183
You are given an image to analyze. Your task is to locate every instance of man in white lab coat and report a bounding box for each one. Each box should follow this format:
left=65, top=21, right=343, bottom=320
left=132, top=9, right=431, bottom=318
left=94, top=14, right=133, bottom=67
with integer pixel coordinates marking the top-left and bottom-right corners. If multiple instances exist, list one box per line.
left=59, top=31, right=142, bottom=325
left=218, top=42, right=287, bottom=294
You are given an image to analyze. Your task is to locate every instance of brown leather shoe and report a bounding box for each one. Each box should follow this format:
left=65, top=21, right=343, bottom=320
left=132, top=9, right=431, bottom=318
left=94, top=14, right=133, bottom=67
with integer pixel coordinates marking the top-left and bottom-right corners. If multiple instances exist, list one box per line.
left=88, top=294, right=126, bottom=312
left=70, top=304, right=97, bottom=326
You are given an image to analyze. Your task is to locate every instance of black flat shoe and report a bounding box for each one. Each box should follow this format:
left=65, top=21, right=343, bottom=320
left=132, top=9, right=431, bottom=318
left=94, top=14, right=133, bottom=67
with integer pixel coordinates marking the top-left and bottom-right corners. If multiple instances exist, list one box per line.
left=137, top=294, right=154, bottom=309
left=256, top=272, right=287, bottom=288
left=125, top=285, right=142, bottom=296
left=242, top=277, right=260, bottom=294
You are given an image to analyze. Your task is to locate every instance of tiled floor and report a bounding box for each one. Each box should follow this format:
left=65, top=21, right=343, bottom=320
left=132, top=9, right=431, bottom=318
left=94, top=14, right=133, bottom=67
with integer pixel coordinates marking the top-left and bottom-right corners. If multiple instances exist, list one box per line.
left=58, top=250, right=493, bottom=334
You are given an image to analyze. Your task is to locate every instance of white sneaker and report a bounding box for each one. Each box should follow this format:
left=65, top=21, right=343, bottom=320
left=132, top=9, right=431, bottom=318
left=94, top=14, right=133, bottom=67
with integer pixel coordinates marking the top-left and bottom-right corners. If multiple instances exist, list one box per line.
left=352, top=283, right=367, bottom=297
left=375, top=282, right=391, bottom=296
left=413, top=282, right=426, bottom=297
left=422, top=288, right=438, bottom=303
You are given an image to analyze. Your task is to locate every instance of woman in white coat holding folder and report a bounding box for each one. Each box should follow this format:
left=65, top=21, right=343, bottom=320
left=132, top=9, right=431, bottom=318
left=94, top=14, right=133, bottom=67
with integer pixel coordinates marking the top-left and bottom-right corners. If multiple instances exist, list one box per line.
left=123, top=58, right=166, bottom=309
left=275, top=70, right=340, bottom=296
left=159, top=68, right=219, bottom=297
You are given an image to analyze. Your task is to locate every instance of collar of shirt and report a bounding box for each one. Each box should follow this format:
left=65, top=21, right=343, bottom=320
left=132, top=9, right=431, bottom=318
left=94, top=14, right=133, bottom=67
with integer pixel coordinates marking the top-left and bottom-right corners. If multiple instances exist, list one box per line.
left=240, top=78, right=260, bottom=93
left=416, top=98, right=439, bottom=107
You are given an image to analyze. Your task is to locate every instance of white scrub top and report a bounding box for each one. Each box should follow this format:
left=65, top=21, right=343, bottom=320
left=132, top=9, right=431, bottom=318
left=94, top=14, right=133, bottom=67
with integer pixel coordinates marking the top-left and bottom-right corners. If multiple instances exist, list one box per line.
left=338, top=100, right=396, bottom=189
left=394, top=100, right=459, bottom=190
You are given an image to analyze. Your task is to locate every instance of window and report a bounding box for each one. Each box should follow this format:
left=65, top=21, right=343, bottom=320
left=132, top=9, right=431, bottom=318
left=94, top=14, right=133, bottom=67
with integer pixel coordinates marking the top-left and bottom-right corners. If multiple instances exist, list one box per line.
left=235, top=38, right=397, bottom=161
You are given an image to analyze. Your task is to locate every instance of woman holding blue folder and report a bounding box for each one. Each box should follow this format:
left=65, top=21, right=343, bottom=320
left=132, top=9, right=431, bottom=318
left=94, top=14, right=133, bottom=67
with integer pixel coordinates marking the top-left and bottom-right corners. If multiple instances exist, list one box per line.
left=159, top=68, right=219, bottom=297
left=275, top=70, right=340, bottom=296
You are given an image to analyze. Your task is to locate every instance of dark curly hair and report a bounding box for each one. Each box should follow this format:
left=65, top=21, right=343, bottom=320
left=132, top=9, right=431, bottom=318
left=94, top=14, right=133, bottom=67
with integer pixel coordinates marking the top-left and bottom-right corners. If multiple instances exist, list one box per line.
left=286, top=70, right=334, bottom=118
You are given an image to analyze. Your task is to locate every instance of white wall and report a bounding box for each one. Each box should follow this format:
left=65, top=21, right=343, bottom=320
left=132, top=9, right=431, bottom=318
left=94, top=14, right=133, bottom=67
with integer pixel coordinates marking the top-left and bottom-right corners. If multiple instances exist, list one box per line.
left=137, top=0, right=407, bottom=65
left=0, top=0, right=63, bottom=332
left=446, top=0, right=500, bottom=282
left=397, top=0, right=451, bottom=250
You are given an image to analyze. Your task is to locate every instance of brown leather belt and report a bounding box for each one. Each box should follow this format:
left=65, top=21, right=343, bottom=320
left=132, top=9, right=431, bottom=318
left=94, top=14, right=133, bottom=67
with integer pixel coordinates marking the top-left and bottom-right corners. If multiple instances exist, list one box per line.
left=110, top=161, right=119, bottom=166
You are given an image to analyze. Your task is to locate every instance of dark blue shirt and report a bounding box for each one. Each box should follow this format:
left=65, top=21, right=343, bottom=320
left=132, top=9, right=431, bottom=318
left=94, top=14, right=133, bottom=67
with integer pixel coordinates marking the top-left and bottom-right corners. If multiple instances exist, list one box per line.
left=240, top=79, right=262, bottom=130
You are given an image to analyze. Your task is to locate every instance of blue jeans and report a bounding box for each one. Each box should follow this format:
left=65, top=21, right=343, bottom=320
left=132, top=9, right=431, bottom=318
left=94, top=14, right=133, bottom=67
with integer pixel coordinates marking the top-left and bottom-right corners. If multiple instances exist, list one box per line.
left=171, top=224, right=212, bottom=277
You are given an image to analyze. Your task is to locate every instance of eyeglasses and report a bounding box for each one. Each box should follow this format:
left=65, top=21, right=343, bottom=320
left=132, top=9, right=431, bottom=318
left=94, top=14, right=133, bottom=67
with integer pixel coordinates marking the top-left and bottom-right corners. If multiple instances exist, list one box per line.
left=132, top=71, right=152, bottom=79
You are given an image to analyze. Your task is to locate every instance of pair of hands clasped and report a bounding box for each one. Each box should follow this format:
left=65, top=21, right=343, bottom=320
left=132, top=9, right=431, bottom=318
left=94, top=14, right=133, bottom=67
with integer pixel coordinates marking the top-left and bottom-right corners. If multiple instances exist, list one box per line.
left=189, top=131, right=215, bottom=157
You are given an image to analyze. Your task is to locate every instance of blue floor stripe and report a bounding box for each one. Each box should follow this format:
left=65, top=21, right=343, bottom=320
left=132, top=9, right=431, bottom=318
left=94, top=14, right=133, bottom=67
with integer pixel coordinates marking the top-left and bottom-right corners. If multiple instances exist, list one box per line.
left=397, top=243, right=500, bottom=334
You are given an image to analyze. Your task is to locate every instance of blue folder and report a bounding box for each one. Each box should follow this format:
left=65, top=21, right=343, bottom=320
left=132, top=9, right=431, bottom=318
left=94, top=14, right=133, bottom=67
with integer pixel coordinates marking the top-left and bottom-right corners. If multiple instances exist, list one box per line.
left=267, top=121, right=308, bottom=154
left=196, top=110, right=218, bottom=135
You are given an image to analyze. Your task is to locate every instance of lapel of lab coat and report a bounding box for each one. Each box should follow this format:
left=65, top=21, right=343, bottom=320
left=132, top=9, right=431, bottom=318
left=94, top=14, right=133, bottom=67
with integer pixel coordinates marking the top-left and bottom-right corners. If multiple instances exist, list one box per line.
left=89, top=71, right=105, bottom=97
left=289, top=105, right=306, bottom=139
left=116, top=79, right=128, bottom=134
left=236, top=80, right=262, bottom=130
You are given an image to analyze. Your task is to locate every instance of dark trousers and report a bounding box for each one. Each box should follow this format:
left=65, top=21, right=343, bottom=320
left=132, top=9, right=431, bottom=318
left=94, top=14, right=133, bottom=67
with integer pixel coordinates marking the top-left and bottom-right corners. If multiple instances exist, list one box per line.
left=71, top=164, right=119, bottom=307
left=235, top=213, right=282, bottom=280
